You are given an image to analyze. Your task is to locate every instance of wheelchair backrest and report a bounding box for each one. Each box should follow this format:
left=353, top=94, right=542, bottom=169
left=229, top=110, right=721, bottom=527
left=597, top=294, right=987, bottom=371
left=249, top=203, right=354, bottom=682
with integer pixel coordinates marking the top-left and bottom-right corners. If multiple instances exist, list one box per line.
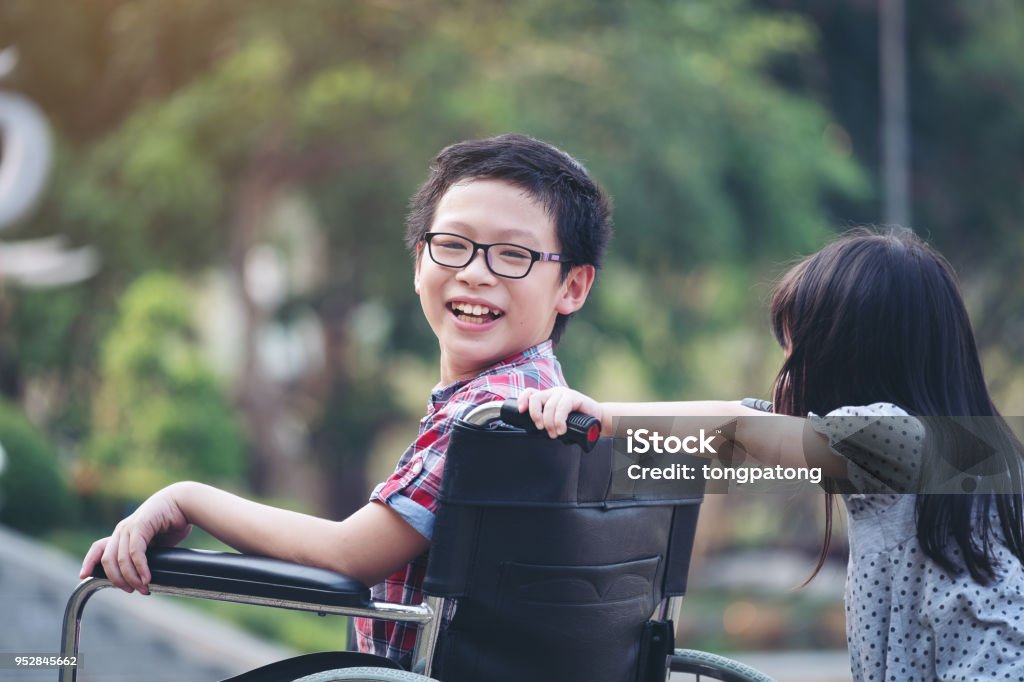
left=423, top=422, right=703, bottom=682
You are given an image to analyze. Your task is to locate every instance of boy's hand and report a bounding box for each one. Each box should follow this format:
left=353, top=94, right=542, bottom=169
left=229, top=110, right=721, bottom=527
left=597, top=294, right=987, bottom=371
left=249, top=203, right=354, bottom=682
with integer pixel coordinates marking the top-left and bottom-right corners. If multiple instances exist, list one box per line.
left=518, top=387, right=603, bottom=440
left=79, top=484, right=193, bottom=594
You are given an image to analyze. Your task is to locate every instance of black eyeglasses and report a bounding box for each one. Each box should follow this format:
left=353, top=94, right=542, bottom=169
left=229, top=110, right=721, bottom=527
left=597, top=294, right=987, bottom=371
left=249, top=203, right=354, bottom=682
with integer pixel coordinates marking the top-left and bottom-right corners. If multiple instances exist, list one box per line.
left=422, top=232, right=569, bottom=279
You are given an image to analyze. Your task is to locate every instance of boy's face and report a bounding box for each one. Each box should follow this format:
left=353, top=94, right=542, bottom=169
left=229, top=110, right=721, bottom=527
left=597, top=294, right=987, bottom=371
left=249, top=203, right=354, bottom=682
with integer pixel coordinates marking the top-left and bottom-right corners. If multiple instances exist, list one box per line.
left=415, top=178, right=594, bottom=384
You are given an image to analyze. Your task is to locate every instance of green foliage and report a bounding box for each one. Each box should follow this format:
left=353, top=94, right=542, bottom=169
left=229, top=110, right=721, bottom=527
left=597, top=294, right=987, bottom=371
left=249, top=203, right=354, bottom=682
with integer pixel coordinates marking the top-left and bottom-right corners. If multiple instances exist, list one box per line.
left=0, top=400, right=75, bottom=534
left=85, top=273, right=244, bottom=498
left=751, top=0, right=1024, bottom=406
left=8, top=287, right=90, bottom=375
left=188, top=598, right=348, bottom=654
left=3, top=0, right=872, bottom=408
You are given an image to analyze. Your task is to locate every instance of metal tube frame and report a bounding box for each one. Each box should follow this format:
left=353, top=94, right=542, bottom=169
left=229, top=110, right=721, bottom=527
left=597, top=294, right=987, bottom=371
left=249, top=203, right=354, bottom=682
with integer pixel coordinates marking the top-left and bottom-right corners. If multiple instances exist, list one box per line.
left=462, top=401, right=504, bottom=426
left=658, top=595, right=684, bottom=630
left=655, top=596, right=685, bottom=682
left=412, top=595, right=446, bottom=676
left=58, top=577, right=444, bottom=682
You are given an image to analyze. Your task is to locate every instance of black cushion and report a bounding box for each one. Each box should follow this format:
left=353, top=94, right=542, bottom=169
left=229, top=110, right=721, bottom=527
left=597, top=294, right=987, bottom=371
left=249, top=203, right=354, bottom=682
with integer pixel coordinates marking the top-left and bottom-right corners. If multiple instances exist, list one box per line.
left=92, top=547, right=370, bottom=608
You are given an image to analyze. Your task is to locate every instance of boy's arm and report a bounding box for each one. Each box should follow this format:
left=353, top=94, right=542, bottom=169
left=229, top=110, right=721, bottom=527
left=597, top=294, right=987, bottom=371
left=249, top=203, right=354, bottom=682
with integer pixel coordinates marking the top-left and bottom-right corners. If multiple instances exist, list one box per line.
left=80, top=482, right=429, bottom=594
left=519, top=388, right=749, bottom=438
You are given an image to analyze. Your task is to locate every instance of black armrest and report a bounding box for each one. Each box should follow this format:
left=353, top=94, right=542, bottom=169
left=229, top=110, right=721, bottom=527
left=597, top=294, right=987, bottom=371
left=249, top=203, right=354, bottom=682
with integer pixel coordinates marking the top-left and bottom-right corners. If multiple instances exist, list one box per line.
left=92, top=547, right=370, bottom=608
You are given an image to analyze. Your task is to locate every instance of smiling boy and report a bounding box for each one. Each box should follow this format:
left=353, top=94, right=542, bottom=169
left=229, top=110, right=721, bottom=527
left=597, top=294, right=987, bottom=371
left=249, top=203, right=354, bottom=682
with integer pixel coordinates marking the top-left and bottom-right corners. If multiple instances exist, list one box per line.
left=79, top=134, right=612, bottom=668
left=417, top=179, right=577, bottom=384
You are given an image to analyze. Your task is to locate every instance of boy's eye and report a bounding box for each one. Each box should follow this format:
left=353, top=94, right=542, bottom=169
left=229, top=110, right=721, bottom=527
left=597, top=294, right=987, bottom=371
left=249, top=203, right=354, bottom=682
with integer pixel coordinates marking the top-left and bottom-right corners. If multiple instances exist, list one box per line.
left=437, top=240, right=468, bottom=251
left=497, top=246, right=531, bottom=260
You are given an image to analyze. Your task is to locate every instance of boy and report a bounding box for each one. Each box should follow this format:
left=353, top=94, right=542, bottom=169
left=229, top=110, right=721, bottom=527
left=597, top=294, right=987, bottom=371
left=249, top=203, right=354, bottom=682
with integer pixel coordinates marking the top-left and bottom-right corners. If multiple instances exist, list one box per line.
left=79, top=134, right=613, bottom=667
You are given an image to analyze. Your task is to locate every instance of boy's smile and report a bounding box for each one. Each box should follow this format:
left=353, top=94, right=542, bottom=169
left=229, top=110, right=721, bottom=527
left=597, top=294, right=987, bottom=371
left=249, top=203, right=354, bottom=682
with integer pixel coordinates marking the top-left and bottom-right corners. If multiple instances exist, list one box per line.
left=447, top=299, right=503, bottom=326
left=415, top=179, right=593, bottom=385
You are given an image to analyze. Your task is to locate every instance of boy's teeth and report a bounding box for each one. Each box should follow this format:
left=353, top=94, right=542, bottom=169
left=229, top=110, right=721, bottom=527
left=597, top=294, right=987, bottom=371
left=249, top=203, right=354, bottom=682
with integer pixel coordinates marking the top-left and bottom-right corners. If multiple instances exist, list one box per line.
left=453, top=302, right=496, bottom=316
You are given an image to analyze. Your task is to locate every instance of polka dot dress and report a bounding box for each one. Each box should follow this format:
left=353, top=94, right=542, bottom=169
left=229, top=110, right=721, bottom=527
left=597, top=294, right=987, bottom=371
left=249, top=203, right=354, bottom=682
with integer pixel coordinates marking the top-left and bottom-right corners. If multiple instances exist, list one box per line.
left=809, top=403, right=1024, bottom=681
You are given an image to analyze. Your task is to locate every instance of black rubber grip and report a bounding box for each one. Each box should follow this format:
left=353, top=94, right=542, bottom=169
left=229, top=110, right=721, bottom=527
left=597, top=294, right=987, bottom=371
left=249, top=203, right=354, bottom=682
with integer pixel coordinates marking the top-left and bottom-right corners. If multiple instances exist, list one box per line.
left=500, top=398, right=602, bottom=452
left=740, top=398, right=774, bottom=413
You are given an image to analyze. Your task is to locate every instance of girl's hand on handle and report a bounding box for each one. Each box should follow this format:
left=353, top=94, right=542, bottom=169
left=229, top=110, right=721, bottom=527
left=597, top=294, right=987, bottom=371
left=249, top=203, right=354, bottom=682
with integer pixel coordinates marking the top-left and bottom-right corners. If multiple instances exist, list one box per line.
left=518, top=387, right=604, bottom=440
left=79, top=483, right=193, bottom=594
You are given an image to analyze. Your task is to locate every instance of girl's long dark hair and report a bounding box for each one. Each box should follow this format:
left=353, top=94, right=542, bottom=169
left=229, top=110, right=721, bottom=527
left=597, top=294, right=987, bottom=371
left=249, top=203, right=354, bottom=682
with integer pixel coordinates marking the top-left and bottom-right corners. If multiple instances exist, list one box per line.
left=770, top=227, right=1024, bottom=583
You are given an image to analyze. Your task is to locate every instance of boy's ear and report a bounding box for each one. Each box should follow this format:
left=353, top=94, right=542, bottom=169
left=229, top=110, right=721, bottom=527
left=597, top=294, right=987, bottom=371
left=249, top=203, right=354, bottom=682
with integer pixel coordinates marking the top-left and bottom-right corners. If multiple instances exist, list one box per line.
left=556, top=264, right=596, bottom=315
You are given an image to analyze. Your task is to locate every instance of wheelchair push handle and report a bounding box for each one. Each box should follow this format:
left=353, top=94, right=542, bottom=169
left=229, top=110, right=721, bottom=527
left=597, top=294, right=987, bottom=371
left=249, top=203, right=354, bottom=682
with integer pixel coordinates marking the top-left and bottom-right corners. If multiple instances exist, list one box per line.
left=498, top=398, right=601, bottom=452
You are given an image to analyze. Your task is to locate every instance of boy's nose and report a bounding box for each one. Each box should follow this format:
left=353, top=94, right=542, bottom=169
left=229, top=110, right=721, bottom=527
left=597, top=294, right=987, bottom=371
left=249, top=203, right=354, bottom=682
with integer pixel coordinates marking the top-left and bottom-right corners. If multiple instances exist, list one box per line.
left=456, top=247, right=497, bottom=283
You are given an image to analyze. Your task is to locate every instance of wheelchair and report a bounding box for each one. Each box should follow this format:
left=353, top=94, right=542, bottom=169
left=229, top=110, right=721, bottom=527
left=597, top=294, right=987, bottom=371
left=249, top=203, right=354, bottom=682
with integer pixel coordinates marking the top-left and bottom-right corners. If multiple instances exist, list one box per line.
left=60, top=400, right=776, bottom=682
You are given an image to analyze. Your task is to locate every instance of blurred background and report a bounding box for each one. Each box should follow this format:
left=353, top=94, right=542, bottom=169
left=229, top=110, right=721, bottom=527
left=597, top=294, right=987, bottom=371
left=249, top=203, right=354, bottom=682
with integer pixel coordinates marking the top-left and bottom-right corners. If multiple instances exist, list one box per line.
left=0, top=0, right=1022, bottom=677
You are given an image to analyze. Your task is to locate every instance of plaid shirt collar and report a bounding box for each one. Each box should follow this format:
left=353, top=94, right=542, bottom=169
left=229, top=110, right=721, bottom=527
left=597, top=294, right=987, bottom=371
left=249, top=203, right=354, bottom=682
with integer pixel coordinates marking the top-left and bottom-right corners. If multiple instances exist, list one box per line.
left=427, top=340, right=557, bottom=410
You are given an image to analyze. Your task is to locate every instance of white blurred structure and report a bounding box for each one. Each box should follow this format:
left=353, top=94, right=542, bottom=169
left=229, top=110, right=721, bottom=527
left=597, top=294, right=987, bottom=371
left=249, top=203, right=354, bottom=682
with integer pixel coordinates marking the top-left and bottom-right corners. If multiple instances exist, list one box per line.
left=0, top=46, right=99, bottom=287
left=0, top=235, right=98, bottom=288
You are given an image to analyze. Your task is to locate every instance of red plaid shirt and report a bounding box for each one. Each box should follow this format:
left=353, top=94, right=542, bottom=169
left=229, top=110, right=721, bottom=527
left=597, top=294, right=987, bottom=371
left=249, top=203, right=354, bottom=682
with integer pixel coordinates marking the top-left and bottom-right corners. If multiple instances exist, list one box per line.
left=356, top=341, right=566, bottom=667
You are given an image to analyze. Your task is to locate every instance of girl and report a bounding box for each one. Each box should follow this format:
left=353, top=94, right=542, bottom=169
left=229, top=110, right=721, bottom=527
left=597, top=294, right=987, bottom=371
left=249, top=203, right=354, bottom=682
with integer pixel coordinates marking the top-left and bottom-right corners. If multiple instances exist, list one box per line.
left=519, top=228, right=1024, bottom=681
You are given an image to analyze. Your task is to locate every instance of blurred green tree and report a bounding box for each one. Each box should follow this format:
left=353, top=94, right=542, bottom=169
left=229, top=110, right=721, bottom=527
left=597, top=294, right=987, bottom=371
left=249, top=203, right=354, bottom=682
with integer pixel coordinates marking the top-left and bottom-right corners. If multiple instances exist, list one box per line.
left=752, top=0, right=1024, bottom=407
left=2, top=0, right=867, bottom=518
left=0, top=399, right=75, bottom=534
left=85, top=273, right=244, bottom=501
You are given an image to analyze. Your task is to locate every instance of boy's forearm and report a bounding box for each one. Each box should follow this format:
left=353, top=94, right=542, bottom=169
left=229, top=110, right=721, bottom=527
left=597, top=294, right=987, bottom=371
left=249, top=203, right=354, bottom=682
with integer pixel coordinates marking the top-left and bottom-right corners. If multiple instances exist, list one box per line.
left=172, top=481, right=340, bottom=566
left=169, top=482, right=430, bottom=585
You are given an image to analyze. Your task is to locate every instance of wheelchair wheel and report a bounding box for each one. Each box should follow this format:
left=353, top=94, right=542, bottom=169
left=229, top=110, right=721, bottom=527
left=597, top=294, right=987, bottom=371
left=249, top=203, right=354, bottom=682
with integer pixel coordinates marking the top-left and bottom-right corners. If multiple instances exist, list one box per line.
left=292, top=667, right=439, bottom=682
left=670, top=648, right=777, bottom=682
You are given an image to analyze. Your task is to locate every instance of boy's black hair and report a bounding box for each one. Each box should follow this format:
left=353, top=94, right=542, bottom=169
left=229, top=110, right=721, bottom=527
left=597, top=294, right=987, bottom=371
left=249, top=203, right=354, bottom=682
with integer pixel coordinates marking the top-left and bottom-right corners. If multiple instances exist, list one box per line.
left=405, top=134, right=613, bottom=344
left=770, top=226, right=1024, bottom=584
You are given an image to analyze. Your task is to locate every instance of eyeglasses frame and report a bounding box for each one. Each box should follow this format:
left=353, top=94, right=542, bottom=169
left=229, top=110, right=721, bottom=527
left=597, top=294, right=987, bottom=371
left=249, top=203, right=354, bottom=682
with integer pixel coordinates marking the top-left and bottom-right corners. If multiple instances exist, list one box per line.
left=422, top=231, right=570, bottom=280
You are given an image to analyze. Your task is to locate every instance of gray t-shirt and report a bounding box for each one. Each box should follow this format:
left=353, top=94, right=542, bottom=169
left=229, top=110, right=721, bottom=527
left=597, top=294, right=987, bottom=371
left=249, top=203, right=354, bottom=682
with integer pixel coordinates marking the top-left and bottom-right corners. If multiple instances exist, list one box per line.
left=810, top=403, right=1024, bottom=681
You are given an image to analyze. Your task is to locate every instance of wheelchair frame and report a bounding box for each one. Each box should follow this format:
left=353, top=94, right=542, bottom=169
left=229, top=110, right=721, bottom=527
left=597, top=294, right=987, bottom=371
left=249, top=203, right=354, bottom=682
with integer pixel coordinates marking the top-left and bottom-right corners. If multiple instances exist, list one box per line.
left=58, top=401, right=773, bottom=682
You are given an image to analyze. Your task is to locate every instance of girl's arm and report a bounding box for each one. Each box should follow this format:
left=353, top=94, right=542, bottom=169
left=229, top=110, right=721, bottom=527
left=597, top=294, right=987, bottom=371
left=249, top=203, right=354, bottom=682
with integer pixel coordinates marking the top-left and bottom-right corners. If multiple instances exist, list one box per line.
left=518, top=388, right=847, bottom=478
left=80, top=482, right=428, bottom=594
left=734, top=412, right=848, bottom=478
